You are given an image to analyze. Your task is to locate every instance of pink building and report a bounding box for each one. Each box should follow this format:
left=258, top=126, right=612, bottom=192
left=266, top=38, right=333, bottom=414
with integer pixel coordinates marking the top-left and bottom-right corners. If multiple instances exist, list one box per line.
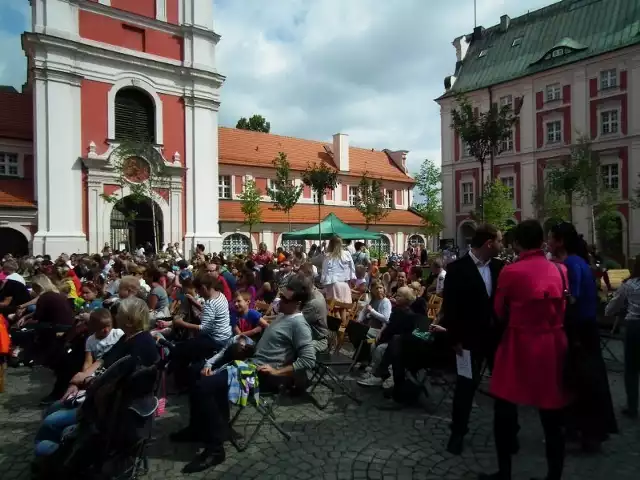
left=438, top=0, right=640, bottom=263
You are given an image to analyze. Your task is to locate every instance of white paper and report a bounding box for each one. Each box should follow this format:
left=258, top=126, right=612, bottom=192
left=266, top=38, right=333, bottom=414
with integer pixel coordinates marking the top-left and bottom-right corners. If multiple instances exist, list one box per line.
left=456, top=349, right=473, bottom=379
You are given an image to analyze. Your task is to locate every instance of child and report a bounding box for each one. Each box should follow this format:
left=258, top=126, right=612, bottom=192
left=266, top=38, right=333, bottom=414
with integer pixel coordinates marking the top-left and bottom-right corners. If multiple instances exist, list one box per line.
left=369, top=259, right=380, bottom=280
left=82, top=308, right=124, bottom=371
left=352, top=265, right=368, bottom=297
left=230, top=291, right=263, bottom=339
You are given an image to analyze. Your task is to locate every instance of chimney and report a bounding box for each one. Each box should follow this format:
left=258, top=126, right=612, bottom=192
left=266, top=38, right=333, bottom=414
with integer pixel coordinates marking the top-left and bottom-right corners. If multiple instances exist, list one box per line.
left=333, top=133, right=349, bottom=172
left=472, top=26, right=485, bottom=41
left=500, top=15, right=511, bottom=32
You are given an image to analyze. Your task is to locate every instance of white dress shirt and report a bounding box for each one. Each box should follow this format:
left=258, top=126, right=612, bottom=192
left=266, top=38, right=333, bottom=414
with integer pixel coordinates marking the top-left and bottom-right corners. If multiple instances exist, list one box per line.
left=468, top=250, right=492, bottom=297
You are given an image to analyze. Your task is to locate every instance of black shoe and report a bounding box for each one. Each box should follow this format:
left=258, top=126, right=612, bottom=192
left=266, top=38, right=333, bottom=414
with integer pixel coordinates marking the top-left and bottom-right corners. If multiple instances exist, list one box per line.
left=181, top=446, right=225, bottom=474
left=170, top=427, right=201, bottom=443
left=446, top=433, right=464, bottom=455
left=622, top=408, right=638, bottom=419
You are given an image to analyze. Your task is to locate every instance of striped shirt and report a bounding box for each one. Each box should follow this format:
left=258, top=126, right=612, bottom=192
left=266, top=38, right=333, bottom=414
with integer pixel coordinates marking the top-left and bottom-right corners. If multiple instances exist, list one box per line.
left=200, top=293, right=232, bottom=343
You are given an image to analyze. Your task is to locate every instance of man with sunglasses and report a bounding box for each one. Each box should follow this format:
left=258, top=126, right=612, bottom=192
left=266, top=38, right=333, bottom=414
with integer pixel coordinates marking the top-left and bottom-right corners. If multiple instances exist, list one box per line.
left=170, top=276, right=315, bottom=474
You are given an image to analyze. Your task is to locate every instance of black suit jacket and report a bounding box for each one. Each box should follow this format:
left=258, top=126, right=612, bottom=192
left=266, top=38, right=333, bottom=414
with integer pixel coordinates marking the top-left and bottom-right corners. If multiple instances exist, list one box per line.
left=441, top=253, right=504, bottom=354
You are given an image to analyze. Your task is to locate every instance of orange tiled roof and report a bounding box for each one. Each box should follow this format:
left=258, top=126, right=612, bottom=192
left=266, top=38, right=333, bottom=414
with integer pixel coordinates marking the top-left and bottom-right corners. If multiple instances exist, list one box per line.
left=218, top=127, right=414, bottom=184
left=0, top=90, right=32, bottom=140
left=0, top=182, right=35, bottom=208
left=219, top=200, right=424, bottom=226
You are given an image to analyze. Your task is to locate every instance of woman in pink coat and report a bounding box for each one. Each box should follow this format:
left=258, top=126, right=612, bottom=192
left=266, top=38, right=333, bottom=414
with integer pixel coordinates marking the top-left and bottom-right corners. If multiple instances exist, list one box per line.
left=479, top=220, right=569, bottom=480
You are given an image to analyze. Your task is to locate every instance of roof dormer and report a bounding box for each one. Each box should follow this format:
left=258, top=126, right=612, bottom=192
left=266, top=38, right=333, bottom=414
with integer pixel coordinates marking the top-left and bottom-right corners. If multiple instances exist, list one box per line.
left=531, top=37, right=587, bottom=65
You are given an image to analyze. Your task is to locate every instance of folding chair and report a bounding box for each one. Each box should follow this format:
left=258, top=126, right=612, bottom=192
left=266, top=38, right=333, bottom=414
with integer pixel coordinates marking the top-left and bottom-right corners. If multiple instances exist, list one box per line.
left=599, top=314, right=623, bottom=365
left=307, top=318, right=367, bottom=410
left=229, top=386, right=291, bottom=452
left=427, top=295, right=443, bottom=321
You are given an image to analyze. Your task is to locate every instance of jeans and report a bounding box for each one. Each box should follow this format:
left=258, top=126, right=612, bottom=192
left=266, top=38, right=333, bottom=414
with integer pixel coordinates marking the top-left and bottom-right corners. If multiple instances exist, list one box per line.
left=171, top=333, right=229, bottom=388
left=34, top=401, right=79, bottom=457
left=493, top=399, right=564, bottom=480
left=624, top=321, right=640, bottom=413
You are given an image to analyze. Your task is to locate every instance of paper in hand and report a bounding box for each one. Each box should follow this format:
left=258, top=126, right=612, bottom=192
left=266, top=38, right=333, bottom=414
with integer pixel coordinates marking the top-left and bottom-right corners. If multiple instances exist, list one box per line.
left=456, top=349, right=473, bottom=379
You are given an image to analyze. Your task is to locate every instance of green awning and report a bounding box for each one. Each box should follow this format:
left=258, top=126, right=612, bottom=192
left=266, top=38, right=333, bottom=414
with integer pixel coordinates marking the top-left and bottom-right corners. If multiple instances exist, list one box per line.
left=281, top=213, right=381, bottom=241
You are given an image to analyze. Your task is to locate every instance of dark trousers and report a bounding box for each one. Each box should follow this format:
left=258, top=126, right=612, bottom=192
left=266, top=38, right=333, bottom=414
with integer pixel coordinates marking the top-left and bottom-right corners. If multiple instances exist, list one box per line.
left=188, top=369, right=292, bottom=447
left=171, top=334, right=226, bottom=388
left=493, top=399, right=564, bottom=480
left=450, top=349, right=488, bottom=436
left=624, top=321, right=640, bottom=413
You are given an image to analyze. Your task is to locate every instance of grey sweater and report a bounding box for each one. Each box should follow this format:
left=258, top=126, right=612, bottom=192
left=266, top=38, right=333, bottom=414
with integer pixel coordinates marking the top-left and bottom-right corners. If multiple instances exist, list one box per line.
left=252, top=312, right=316, bottom=371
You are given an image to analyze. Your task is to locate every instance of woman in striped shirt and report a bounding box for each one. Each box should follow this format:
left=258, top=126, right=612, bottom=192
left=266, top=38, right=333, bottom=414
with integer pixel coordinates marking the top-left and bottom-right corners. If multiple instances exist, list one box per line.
left=171, top=275, right=232, bottom=388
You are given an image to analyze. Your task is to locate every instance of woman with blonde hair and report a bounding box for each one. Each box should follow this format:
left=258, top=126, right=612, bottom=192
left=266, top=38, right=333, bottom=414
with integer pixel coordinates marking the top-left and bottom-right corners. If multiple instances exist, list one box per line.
left=321, top=236, right=356, bottom=325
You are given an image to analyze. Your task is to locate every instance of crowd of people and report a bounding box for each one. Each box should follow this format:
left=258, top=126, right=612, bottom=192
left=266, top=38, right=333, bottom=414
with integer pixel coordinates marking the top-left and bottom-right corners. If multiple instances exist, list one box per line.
left=0, top=220, right=637, bottom=479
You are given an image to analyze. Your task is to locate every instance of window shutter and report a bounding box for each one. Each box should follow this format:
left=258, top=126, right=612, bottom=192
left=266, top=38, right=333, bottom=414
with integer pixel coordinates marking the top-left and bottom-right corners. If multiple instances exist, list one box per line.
left=114, top=88, right=155, bottom=143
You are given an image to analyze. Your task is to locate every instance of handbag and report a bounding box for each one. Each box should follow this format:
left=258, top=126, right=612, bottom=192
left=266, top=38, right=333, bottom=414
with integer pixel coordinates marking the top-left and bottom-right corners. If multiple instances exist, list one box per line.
left=552, top=262, right=588, bottom=390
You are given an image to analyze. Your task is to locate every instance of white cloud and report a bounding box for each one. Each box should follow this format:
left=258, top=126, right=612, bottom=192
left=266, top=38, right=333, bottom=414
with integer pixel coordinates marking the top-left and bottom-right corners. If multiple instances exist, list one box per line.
left=0, top=0, right=554, bottom=174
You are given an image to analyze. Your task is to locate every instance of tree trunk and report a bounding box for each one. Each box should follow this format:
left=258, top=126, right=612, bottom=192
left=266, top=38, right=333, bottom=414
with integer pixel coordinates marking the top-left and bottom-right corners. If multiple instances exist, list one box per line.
left=479, top=161, right=485, bottom=222
left=288, top=211, right=291, bottom=232
left=590, top=204, right=597, bottom=247
left=567, top=191, right=574, bottom=223
left=151, top=198, right=158, bottom=254
left=249, top=224, right=253, bottom=253
left=489, top=148, right=495, bottom=183
left=318, top=201, right=321, bottom=244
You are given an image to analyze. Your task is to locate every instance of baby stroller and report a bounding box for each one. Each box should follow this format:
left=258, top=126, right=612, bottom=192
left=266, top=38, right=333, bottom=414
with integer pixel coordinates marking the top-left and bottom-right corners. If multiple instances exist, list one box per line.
left=32, top=353, right=167, bottom=480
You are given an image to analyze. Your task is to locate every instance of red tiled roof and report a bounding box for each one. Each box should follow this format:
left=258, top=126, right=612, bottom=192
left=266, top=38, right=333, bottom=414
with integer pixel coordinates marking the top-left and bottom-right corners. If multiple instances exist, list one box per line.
left=0, top=91, right=32, bottom=140
left=219, top=200, right=424, bottom=226
left=218, top=127, right=414, bottom=184
left=0, top=181, right=35, bottom=208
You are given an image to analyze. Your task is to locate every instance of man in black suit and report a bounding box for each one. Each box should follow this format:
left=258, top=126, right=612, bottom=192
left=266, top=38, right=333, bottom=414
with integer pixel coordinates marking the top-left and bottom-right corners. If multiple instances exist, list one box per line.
left=442, top=224, right=505, bottom=455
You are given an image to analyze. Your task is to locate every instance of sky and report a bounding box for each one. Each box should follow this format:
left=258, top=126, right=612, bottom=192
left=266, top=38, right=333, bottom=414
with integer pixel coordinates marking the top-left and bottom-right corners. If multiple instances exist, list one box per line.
left=0, top=0, right=556, bottom=175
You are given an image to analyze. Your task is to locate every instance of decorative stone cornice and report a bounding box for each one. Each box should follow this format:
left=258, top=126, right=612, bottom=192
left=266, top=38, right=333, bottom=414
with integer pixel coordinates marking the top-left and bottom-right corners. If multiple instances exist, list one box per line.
left=183, top=96, right=221, bottom=111
left=22, top=32, right=226, bottom=89
left=32, top=67, right=82, bottom=86
left=181, top=24, right=221, bottom=45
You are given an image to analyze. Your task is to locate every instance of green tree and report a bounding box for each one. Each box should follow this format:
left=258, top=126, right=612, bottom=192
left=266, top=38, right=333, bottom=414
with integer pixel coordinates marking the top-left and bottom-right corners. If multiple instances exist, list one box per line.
left=535, top=135, right=620, bottom=248
left=531, top=184, right=571, bottom=224
left=413, top=158, right=444, bottom=238
left=301, top=162, right=339, bottom=243
left=236, top=114, right=271, bottom=133
left=267, top=152, right=303, bottom=231
left=100, top=141, right=174, bottom=252
left=354, top=172, right=388, bottom=231
left=239, top=179, right=262, bottom=252
left=474, top=179, right=515, bottom=231
left=450, top=93, right=518, bottom=220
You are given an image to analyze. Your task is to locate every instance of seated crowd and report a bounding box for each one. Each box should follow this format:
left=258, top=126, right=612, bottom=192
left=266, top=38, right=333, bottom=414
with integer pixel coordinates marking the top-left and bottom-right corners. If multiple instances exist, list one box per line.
left=0, top=223, right=624, bottom=480
left=0, top=238, right=440, bottom=474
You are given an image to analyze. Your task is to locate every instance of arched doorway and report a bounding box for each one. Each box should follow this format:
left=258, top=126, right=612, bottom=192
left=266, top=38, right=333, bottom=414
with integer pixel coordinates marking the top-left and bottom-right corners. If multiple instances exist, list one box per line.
left=408, top=234, right=425, bottom=249
left=0, top=228, right=29, bottom=257
left=223, top=234, right=251, bottom=256
left=110, top=196, right=163, bottom=253
left=458, top=221, right=476, bottom=249
left=370, top=236, right=391, bottom=255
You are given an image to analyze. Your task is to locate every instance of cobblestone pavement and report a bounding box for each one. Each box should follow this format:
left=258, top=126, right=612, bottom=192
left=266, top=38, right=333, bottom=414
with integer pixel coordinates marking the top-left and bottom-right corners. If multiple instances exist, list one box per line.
left=1, top=353, right=639, bottom=480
